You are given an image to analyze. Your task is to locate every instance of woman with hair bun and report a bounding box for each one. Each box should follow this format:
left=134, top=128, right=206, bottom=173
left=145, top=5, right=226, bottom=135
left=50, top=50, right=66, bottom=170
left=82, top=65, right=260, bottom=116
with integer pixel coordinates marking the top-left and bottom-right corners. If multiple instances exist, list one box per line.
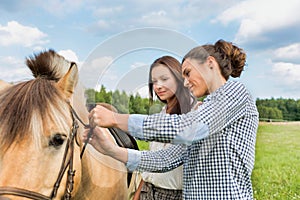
left=85, top=39, right=259, bottom=200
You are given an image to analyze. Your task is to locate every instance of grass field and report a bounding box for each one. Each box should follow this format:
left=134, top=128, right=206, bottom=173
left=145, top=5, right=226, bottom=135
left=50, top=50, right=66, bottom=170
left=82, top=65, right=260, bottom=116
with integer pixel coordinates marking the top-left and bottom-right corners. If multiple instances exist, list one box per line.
left=252, top=122, right=300, bottom=200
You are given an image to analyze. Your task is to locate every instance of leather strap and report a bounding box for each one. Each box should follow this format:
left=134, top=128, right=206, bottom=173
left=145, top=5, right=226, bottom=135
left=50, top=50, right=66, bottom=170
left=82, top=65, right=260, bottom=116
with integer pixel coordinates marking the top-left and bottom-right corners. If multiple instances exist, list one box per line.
left=0, top=187, right=51, bottom=200
left=108, top=127, right=138, bottom=150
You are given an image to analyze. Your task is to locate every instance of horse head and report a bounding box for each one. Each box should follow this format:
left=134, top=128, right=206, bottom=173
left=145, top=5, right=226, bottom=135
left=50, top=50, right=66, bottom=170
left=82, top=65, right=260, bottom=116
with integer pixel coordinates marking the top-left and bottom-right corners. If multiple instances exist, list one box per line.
left=0, top=50, right=84, bottom=200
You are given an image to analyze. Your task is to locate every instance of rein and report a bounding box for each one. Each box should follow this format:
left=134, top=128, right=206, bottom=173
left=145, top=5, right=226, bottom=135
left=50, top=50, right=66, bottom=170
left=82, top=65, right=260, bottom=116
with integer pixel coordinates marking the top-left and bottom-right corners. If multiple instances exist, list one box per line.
left=0, top=104, right=86, bottom=200
left=69, top=106, right=93, bottom=159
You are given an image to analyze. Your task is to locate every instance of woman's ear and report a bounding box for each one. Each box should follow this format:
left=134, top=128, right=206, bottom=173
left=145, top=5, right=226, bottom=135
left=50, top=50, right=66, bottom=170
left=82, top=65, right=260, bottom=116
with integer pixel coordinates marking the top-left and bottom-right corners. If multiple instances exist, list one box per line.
left=207, top=56, right=217, bottom=69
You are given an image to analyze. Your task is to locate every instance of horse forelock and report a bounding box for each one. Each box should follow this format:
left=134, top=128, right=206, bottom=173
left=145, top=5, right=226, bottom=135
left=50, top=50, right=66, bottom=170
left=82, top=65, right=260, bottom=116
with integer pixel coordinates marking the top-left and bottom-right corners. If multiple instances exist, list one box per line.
left=26, top=49, right=71, bottom=81
left=0, top=77, right=71, bottom=153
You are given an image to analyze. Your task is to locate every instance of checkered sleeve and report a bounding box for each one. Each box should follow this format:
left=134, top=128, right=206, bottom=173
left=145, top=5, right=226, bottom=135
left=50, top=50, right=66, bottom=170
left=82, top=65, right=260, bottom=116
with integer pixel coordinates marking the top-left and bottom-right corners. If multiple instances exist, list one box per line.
left=137, top=144, right=186, bottom=173
left=142, top=81, right=251, bottom=143
left=126, top=148, right=142, bottom=172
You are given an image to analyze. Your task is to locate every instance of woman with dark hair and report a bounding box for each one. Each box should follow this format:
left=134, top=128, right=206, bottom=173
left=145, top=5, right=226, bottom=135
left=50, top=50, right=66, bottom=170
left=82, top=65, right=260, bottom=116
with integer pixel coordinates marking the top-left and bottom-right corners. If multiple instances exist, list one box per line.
left=134, top=56, right=196, bottom=200
left=148, top=56, right=195, bottom=115
left=85, top=40, right=259, bottom=200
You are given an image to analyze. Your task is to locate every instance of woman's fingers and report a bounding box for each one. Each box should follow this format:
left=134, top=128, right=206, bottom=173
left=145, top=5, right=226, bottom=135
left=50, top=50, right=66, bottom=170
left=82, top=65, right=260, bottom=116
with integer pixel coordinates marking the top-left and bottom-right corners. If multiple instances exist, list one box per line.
left=82, top=128, right=92, bottom=142
left=88, top=109, right=98, bottom=128
left=88, top=105, right=114, bottom=128
left=89, top=106, right=99, bottom=127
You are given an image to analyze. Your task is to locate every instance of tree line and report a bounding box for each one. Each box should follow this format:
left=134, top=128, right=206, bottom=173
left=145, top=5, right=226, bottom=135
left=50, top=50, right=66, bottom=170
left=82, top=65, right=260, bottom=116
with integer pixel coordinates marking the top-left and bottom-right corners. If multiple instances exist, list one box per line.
left=85, top=85, right=163, bottom=115
left=85, top=86, right=300, bottom=121
left=256, top=98, right=300, bottom=121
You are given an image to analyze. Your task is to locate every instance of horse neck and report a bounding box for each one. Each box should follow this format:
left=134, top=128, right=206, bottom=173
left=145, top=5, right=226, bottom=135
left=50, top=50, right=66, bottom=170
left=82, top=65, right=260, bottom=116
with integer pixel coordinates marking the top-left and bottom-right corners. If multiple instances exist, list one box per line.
left=70, top=84, right=127, bottom=199
left=75, top=139, right=128, bottom=199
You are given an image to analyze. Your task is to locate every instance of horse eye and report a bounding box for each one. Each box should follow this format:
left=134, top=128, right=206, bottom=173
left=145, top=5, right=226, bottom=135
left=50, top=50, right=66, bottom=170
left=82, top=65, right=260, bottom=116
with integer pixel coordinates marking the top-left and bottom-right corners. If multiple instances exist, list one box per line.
left=49, top=133, right=66, bottom=147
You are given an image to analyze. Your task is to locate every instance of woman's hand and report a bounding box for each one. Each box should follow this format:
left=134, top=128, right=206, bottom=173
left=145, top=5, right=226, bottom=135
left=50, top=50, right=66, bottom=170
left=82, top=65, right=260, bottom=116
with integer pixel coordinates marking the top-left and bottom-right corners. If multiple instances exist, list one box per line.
left=89, top=105, right=116, bottom=128
left=82, top=127, right=116, bottom=156
left=194, top=101, right=203, bottom=110
left=89, top=105, right=130, bottom=132
left=82, top=127, right=129, bottom=163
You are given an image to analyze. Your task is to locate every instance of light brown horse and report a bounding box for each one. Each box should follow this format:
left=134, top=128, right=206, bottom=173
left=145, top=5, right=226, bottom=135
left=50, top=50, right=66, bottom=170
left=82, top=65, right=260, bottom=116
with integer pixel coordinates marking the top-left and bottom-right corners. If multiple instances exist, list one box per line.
left=0, top=80, right=11, bottom=92
left=0, top=50, right=128, bottom=200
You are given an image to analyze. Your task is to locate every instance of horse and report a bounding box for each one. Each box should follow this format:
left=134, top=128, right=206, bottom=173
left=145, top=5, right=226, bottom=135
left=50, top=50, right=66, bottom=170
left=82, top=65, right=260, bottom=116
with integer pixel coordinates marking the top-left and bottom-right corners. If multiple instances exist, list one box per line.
left=0, top=50, right=129, bottom=200
left=0, top=80, right=11, bottom=92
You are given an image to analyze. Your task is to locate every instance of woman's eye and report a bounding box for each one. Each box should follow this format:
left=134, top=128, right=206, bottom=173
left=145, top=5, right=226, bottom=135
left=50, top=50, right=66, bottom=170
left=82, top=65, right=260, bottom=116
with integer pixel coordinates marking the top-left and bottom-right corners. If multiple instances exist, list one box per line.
left=185, top=71, right=190, bottom=77
left=49, top=133, right=66, bottom=147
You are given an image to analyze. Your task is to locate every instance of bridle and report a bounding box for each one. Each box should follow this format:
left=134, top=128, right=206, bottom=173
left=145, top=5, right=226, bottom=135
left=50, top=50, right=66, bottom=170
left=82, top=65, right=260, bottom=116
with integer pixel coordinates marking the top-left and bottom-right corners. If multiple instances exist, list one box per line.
left=0, top=104, right=90, bottom=200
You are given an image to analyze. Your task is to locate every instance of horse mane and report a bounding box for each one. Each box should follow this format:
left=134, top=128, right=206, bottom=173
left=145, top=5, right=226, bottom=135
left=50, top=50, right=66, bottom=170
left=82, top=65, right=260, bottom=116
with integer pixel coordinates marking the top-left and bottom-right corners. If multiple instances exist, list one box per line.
left=0, top=50, right=74, bottom=153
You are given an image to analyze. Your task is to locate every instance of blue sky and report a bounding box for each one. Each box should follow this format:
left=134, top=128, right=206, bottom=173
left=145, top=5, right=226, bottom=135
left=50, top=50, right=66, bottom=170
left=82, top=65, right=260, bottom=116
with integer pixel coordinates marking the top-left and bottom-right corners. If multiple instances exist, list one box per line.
left=0, top=0, right=300, bottom=99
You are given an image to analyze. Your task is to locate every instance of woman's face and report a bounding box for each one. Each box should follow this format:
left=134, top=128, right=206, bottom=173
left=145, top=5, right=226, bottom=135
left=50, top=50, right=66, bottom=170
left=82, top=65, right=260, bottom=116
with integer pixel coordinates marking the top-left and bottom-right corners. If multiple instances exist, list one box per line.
left=182, top=58, right=209, bottom=98
left=151, top=64, right=178, bottom=102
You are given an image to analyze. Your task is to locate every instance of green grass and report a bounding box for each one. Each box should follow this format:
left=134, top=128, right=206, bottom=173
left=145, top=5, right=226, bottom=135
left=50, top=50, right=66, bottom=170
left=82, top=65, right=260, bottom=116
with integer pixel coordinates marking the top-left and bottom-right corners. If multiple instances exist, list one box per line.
left=136, top=123, right=300, bottom=199
left=136, top=140, right=149, bottom=150
left=252, top=123, right=300, bottom=200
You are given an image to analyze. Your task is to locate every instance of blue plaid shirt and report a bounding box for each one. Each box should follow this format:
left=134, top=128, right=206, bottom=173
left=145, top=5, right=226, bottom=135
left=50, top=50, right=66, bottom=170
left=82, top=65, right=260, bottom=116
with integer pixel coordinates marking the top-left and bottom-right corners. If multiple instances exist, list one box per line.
left=126, top=81, right=259, bottom=200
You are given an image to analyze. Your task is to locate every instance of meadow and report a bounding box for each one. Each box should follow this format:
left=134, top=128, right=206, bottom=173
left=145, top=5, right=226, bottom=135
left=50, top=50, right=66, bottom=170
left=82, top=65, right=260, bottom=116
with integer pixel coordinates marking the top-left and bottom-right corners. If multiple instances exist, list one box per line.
left=136, top=122, right=300, bottom=199
left=252, top=122, right=300, bottom=200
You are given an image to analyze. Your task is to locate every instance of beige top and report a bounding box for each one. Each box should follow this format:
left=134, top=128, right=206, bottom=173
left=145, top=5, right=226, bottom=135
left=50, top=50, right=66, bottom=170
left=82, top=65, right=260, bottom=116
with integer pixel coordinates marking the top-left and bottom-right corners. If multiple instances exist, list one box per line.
left=141, top=141, right=184, bottom=189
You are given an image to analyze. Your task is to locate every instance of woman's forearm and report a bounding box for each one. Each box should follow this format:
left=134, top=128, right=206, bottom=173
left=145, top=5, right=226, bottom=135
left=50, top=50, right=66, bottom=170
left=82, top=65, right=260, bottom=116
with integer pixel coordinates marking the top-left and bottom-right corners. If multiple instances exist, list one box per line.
left=108, top=146, right=128, bottom=164
left=113, top=113, right=130, bottom=132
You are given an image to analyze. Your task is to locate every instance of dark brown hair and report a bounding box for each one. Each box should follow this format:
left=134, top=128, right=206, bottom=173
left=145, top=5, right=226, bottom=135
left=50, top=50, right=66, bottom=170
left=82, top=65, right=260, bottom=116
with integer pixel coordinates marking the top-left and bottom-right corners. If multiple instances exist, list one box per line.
left=148, top=56, right=195, bottom=114
left=183, top=39, right=246, bottom=80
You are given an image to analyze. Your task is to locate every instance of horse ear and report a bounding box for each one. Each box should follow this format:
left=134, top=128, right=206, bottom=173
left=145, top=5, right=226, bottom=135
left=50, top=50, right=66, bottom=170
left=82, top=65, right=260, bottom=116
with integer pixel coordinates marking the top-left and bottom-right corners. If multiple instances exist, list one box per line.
left=57, top=62, right=78, bottom=99
left=0, top=79, right=12, bottom=92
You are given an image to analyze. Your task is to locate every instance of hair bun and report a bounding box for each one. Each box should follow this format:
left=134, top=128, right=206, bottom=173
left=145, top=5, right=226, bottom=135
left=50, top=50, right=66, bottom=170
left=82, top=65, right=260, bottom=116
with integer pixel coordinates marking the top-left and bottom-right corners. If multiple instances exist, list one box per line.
left=215, top=40, right=246, bottom=78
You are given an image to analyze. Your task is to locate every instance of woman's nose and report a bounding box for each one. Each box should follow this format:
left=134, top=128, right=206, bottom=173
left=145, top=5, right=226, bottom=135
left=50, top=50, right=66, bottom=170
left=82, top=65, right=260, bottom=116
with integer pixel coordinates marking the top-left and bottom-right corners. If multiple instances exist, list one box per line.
left=184, top=78, right=189, bottom=87
left=154, top=82, right=163, bottom=89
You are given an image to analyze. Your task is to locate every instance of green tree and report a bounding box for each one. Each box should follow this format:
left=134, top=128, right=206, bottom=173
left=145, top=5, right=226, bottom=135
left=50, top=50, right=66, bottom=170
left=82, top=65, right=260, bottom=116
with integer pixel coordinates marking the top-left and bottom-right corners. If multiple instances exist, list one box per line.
left=128, top=93, right=156, bottom=114
left=85, top=88, right=96, bottom=104
left=111, top=90, right=129, bottom=113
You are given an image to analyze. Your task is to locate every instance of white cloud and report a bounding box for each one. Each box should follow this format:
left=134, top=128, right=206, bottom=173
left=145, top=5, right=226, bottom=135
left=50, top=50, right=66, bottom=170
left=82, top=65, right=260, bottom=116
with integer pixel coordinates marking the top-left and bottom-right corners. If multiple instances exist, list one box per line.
left=58, top=49, right=79, bottom=63
left=58, top=49, right=85, bottom=73
left=85, top=1, right=239, bottom=34
left=0, top=21, right=48, bottom=47
left=130, top=62, right=148, bottom=69
left=39, top=0, right=84, bottom=16
left=33, top=46, right=45, bottom=52
left=140, top=10, right=173, bottom=27
left=271, top=62, right=300, bottom=85
left=0, top=56, right=31, bottom=82
left=96, top=20, right=112, bottom=30
left=79, top=56, right=114, bottom=89
left=89, top=56, right=113, bottom=72
left=274, top=43, right=300, bottom=61
left=214, top=0, right=300, bottom=43
left=94, top=6, right=124, bottom=17
left=1, top=56, right=23, bottom=66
